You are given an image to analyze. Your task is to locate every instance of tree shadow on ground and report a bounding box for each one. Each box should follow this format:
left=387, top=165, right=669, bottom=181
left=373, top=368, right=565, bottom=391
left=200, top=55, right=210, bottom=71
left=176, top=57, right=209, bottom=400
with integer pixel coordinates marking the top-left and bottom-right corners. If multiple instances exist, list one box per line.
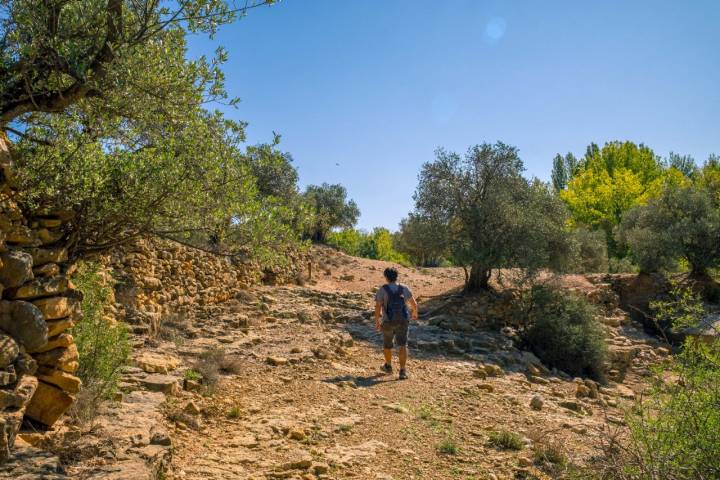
left=323, top=373, right=395, bottom=388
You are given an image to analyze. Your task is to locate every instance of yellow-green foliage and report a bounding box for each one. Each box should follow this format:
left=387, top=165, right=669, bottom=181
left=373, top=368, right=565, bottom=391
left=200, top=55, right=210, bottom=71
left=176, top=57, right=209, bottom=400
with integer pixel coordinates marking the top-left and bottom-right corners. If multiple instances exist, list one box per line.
left=560, top=142, right=687, bottom=237
left=327, top=227, right=410, bottom=265
left=72, top=262, right=131, bottom=400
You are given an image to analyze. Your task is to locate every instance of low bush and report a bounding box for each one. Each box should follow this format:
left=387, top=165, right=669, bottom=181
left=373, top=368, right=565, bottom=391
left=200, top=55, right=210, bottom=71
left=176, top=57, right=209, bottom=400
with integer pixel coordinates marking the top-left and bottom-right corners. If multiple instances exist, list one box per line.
left=587, top=285, right=720, bottom=480
left=70, top=263, right=131, bottom=422
left=192, top=346, right=243, bottom=393
left=488, top=430, right=524, bottom=451
left=437, top=435, right=460, bottom=455
left=523, top=285, right=607, bottom=381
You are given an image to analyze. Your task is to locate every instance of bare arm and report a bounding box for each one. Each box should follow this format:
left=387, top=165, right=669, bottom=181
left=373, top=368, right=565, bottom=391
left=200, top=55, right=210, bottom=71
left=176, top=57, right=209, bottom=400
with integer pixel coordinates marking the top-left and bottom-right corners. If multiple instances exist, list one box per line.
left=407, top=297, right=419, bottom=320
left=374, top=301, right=383, bottom=330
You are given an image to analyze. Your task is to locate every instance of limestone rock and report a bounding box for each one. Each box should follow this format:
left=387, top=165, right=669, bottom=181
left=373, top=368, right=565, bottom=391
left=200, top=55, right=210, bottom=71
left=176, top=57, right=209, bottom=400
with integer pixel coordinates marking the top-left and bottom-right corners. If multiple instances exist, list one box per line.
left=266, top=356, right=289, bottom=366
left=33, top=263, right=60, bottom=278
left=0, top=374, right=38, bottom=410
left=28, top=333, right=73, bottom=354
left=0, top=332, right=19, bottom=368
left=0, top=251, right=33, bottom=287
left=8, top=276, right=71, bottom=300
left=32, top=296, right=79, bottom=320
left=0, top=367, right=17, bottom=386
left=0, top=300, right=48, bottom=351
left=36, top=367, right=82, bottom=394
left=5, top=225, right=39, bottom=245
left=33, top=343, right=79, bottom=372
left=25, top=381, right=75, bottom=427
left=139, top=374, right=180, bottom=396
left=134, top=352, right=180, bottom=374
left=26, top=247, right=67, bottom=267
left=46, top=317, right=76, bottom=337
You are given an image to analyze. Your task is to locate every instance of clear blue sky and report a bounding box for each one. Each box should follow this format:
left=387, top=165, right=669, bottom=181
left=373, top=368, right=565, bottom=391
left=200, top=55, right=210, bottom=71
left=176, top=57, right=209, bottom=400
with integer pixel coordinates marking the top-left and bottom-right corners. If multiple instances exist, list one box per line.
left=187, top=0, right=720, bottom=231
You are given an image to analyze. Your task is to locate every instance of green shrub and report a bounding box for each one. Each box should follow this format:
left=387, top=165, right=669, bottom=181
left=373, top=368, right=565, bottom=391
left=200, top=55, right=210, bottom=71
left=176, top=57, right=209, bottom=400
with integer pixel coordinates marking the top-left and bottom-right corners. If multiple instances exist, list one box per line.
left=70, top=263, right=131, bottom=422
left=608, top=256, right=639, bottom=274
left=627, top=286, right=720, bottom=479
left=588, top=285, right=720, bottom=479
left=523, top=285, right=608, bottom=381
left=437, top=435, right=460, bottom=454
left=488, top=430, right=524, bottom=450
left=571, top=228, right=608, bottom=273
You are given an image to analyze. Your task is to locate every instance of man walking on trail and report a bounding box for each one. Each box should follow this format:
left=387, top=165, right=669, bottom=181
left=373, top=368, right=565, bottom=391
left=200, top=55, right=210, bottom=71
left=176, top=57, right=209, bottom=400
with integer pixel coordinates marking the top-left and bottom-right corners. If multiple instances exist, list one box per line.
left=374, top=267, right=418, bottom=380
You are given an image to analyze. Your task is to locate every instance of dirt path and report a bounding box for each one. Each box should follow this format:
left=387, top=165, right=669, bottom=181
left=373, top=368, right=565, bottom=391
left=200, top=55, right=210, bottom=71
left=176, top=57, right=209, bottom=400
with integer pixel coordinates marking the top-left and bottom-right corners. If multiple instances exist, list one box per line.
left=161, top=263, right=663, bottom=480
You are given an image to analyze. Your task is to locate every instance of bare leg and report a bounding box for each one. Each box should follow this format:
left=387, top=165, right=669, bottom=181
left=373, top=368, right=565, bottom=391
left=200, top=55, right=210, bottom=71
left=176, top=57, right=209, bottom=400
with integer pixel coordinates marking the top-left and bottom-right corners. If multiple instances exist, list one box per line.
left=398, top=346, right=408, bottom=370
left=383, top=348, right=392, bottom=365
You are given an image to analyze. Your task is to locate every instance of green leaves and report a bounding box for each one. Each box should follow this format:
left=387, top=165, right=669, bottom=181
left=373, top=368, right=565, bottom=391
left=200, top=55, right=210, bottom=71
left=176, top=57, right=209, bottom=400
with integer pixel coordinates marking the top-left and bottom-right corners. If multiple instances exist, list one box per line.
left=303, top=183, right=360, bottom=243
left=413, top=142, right=572, bottom=290
left=0, top=0, right=276, bottom=122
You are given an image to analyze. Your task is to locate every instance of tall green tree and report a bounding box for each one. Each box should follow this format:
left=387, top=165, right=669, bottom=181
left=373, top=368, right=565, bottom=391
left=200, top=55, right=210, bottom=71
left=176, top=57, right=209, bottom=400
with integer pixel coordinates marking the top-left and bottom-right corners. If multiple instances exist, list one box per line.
left=559, top=141, right=685, bottom=253
left=550, top=152, right=578, bottom=192
left=414, top=143, right=573, bottom=291
left=666, top=152, right=698, bottom=178
left=304, top=183, right=360, bottom=243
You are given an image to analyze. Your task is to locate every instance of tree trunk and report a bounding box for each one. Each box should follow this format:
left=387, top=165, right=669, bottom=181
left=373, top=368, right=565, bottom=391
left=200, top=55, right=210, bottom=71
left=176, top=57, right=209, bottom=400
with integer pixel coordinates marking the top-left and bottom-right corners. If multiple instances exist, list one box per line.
left=465, top=264, right=491, bottom=292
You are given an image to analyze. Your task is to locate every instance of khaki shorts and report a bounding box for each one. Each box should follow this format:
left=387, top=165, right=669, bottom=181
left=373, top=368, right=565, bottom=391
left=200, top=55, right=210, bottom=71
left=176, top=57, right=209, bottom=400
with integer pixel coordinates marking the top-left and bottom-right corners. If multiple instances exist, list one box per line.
left=382, top=320, right=409, bottom=349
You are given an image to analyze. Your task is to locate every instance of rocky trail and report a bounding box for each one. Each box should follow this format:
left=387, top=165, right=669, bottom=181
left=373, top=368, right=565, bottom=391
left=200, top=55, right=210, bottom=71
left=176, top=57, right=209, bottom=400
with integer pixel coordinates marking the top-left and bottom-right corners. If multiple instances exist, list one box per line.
left=4, top=249, right=671, bottom=480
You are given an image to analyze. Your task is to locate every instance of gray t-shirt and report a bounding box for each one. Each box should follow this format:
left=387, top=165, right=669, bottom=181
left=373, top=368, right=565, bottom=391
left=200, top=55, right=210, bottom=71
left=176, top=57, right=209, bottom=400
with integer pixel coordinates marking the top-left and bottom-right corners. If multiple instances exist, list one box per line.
left=375, top=283, right=413, bottom=323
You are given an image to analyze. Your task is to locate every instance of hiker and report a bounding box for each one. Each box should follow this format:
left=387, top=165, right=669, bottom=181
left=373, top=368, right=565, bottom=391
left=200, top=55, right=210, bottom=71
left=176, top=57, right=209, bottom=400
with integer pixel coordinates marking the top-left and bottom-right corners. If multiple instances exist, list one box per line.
left=374, top=267, right=418, bottom=380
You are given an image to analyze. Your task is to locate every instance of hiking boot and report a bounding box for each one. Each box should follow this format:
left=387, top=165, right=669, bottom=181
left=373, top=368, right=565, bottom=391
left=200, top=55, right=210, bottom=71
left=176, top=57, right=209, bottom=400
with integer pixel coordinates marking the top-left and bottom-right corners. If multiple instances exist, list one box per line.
left=381, top=363, right=393, bottom=374
left=398, top=369, right=408, bottom=380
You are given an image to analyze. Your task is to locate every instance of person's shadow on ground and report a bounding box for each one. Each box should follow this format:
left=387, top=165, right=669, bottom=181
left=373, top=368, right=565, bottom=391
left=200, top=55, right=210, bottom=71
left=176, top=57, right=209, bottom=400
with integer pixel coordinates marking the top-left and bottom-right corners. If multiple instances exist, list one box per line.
left=323, top=373, right=394, bottom=388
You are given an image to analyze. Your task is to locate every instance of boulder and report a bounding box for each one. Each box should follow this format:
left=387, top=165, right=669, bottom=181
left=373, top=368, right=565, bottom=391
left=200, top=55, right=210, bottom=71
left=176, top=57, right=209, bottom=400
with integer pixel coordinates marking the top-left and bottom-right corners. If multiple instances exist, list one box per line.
left=0, top=333, right=19, bottom=368
left=25, top=381, right=75, bottom=426
left=0, top=300, right=48, bottom=351
left=0, top=251, right=33, bottom=287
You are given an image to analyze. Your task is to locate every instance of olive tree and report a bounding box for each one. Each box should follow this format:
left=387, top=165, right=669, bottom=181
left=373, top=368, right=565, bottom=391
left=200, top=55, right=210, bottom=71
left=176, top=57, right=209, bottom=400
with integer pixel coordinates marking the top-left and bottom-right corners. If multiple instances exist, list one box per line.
left=0, top=0, right=276, bottom=126
left=395, top=213, right=448, bottom=266
left=414, top=143, right=573, bottom=291
left=303, top=183, right=360, bottom=243
left=618, top=185, right=720, bottom=278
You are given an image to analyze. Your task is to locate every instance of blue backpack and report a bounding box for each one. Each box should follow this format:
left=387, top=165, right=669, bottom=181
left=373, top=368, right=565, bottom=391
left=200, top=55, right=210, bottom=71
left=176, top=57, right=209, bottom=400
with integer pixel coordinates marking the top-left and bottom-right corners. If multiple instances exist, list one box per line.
left=383, top=284, right=409, bottom=324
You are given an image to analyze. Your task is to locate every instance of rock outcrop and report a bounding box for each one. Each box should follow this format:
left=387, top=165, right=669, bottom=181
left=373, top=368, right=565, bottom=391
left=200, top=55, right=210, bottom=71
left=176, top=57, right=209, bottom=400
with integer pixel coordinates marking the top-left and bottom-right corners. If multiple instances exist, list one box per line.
left=0, top=133, right=82, bottom=462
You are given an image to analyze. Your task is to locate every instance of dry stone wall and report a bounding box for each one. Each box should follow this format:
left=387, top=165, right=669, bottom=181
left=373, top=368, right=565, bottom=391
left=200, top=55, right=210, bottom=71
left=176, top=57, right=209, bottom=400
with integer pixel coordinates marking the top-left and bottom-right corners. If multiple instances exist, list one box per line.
left=102, top=236, right=305, bottom=335
left=0, top=134, right=82, bottom=462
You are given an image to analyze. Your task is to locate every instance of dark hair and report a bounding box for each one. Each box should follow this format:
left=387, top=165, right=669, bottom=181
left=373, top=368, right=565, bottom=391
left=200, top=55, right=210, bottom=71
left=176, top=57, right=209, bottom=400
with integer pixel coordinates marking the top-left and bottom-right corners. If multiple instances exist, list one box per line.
left=383, top=267, right=398, bottom=282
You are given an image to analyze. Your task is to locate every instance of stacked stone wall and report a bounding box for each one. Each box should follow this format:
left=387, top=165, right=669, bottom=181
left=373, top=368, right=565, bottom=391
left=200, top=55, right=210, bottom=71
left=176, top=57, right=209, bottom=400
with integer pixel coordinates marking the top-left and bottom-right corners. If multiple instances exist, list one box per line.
left=102, top=236, right=305, bottom=333
left=0, top=134, right=82, bottom=461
